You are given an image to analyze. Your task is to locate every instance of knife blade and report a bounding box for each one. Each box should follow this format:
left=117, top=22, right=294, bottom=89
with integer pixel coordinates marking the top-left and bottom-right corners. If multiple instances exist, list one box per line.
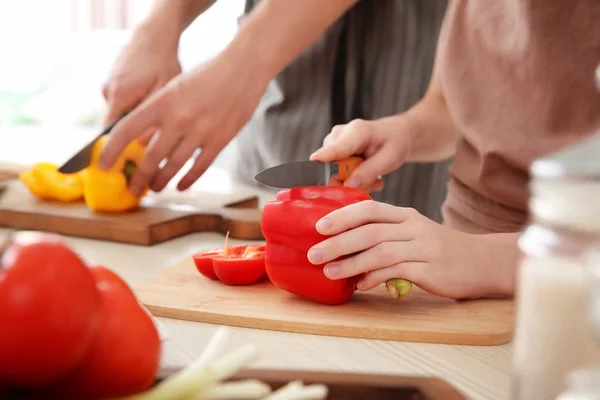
left=254, top=156, right=363, bottom=188
left=57, top=114, right=127, bottom=174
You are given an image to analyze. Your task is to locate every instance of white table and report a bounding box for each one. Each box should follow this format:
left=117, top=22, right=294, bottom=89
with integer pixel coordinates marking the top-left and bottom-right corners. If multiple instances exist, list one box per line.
left=0, top=160, right=512, bottom=400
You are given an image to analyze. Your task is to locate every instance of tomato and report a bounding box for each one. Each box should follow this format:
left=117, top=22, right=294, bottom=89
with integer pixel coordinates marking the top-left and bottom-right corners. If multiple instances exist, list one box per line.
left=46, top=266, right=161, bottom=399
left=0, top=232, right=102, bottom=387
left=193, top=244, right=266, bottom=286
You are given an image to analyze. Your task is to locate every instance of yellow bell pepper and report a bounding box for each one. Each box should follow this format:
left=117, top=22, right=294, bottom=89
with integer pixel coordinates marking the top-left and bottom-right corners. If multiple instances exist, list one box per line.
left=19, top=162, right=84, bottom=202
left=82, top=135, right=148, bottom=212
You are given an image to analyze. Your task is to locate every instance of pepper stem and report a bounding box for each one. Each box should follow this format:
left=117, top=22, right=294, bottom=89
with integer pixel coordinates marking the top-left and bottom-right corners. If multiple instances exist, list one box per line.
left=386, top=278, right=413, bottom=300
left=122, top=159, right=137, bottom=183
left=223, top=231, right=230, bottom=257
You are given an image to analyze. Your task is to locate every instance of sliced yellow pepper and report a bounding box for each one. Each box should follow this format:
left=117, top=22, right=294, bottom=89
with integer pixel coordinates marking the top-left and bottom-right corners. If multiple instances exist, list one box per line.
left=19, top=162, right=84, bottom=202
left=82, top=135, right=148, bottom=212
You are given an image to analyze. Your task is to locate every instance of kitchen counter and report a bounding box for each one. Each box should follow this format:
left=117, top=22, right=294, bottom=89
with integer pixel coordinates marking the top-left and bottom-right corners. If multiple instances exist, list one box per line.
left=0, top=160, right=512, bottom=400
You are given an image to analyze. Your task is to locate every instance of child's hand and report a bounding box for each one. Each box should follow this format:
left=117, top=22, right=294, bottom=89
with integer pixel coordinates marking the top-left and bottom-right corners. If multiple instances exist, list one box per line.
left=310, top=93, right=461, bottom=193
left=306, top=200, right=517, bottom=300
left=310, top=115, right=415, bottom=192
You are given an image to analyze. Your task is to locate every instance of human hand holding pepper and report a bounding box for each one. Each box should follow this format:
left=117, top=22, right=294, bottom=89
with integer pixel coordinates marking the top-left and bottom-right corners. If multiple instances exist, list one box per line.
left=102, top=17, right=182, bottom=128
left=306, top=200, right=517, bottom=300
left=98, top=51, right=270, bottom=196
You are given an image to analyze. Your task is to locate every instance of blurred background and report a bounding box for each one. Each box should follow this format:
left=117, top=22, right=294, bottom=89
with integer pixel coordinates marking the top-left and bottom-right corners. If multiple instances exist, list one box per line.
left=0, top=0, right=245, bottom=168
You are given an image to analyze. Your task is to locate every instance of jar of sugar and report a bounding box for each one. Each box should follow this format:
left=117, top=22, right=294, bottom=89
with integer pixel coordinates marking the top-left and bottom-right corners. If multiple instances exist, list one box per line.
left=511, top=131, right=600, bottom=399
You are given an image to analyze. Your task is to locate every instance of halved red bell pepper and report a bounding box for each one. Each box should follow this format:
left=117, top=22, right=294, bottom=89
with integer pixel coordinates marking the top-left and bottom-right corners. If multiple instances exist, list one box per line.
left=261, top=186, right=372, bottom=305
left=192, top=249, right=222, bottom=280
left=192, top=233, right=266, bottom=285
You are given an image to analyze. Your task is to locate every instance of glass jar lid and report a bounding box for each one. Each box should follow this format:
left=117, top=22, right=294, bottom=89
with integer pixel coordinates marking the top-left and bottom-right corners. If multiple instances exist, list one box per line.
left=531, top=133, right=600, bottom=181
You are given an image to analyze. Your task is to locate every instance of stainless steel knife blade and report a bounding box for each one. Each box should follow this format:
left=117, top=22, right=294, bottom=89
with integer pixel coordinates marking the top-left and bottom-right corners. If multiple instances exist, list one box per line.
left=57, top=114, right=125, bottom=174
left=254, top=160, right=338, bottom=188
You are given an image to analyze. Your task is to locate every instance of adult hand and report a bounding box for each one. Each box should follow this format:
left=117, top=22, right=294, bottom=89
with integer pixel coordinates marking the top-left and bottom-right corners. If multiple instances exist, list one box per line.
left=305, top=200, right=517, bottom=300
left=102, top=23, right=182, bottom=131
left=98, top=52, right=270, bottom=195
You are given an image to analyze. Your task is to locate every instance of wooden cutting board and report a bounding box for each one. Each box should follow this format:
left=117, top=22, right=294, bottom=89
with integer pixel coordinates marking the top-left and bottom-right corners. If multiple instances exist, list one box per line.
left=0, top=180, right=263, bottom=245
left=134, top=257, right=514, bottom=346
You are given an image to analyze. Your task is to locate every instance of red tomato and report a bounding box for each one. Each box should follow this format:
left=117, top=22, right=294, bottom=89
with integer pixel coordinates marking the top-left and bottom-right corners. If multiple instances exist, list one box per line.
left=46, top=266, right=161, bottom=399
left=0, top=233, right=102, bottom=387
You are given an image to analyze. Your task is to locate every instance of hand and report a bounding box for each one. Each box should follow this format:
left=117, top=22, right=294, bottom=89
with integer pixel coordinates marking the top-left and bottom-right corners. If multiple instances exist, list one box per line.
left=102, top=22, right=182, bottom=129
left=98, top=52, right=270, bottom=195
left=305, top=200, right=516, bottom=300
left=309, top=115, right=415, bottom=192
left=310, top=92, right=461, bottom=193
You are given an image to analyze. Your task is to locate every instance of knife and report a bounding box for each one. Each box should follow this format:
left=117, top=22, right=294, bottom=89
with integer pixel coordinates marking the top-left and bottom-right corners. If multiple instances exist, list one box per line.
left=254, top=156, right=364, bottom=188
left=57, top=114, right=127, bottom=174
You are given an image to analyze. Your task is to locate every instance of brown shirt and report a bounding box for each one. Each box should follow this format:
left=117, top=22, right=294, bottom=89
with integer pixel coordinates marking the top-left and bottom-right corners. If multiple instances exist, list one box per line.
left=437, top=0, right=600, bottom=234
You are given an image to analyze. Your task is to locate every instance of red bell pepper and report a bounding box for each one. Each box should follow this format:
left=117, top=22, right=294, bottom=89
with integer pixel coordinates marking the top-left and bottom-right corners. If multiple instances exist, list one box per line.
left=261, top=186, right=372, bottom=305
left=192, top=233, right=266, bottom=286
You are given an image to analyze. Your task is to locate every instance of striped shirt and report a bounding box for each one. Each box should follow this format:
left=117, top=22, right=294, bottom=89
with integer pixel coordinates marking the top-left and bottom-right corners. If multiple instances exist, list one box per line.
left=232, top=0, right=450, bottom=222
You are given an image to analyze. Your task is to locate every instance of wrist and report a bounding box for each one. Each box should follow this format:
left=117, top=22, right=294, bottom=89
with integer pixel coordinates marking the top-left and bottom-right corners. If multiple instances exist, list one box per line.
left=136, top=6, right=184, bottom=46
left=219, top=36, right=275, bottom=89
left=402, top=93, right=460, bottom=162
left=479, top=233, right=519, bottom=297
left=132, top=16, right=181, bottom=54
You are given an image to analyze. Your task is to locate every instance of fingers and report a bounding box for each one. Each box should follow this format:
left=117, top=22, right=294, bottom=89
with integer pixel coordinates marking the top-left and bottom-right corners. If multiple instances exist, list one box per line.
left=310, top=119, right=372, bottom=162
left=342, top=146, right=398, bottom=189
left=98, top=96, right=160, bottom=171
left=307, top=223, right=414, bottom=266
left=149, top=135, right=199, bottom=192
left=356, top=261, right=426, bottom=291
left=315, top=200, right=417, bottom=236
left=127, top=130, right=182, bottom=196
left=327, top=176, right=383, bottom=192
left=138, top=127, right=157, bottom=147
left=311, top=119, right=396, bottom=190
left=322, top=240, right=424, bottom=281
left=176, top=145, right=219, bottom=191
left=322, top=124, right=344, bottom=147
left=366, top=179, right=384, bottom=193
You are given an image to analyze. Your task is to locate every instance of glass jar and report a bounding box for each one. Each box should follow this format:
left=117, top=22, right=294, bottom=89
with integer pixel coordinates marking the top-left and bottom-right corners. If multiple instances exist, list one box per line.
left=555, top=368, right=600, bottom=400
left=587, top=250, right=600, bottom=342
left=512, top=132, right=600, bottom=400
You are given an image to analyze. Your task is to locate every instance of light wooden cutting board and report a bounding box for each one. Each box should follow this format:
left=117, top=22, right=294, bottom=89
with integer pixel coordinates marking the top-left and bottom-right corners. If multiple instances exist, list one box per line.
left=0, top=180, right=263, bottom=245
left=134, top=257, right=514, bottom=346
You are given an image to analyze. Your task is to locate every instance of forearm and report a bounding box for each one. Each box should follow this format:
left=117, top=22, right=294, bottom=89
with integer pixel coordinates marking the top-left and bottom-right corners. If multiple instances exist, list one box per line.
left=136, top=0, right=216, bottom=41
left=479, top=232, right=520, bottom=297
left=401, top=22, right=461, bottom=163
left=220, top=0, right=358, bottom=82
left=403, top=93, right=461, bottom=163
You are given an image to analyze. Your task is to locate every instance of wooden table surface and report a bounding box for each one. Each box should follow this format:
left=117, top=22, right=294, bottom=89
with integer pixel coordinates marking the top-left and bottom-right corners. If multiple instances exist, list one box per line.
left=0, top=163, right=513, bottom=400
